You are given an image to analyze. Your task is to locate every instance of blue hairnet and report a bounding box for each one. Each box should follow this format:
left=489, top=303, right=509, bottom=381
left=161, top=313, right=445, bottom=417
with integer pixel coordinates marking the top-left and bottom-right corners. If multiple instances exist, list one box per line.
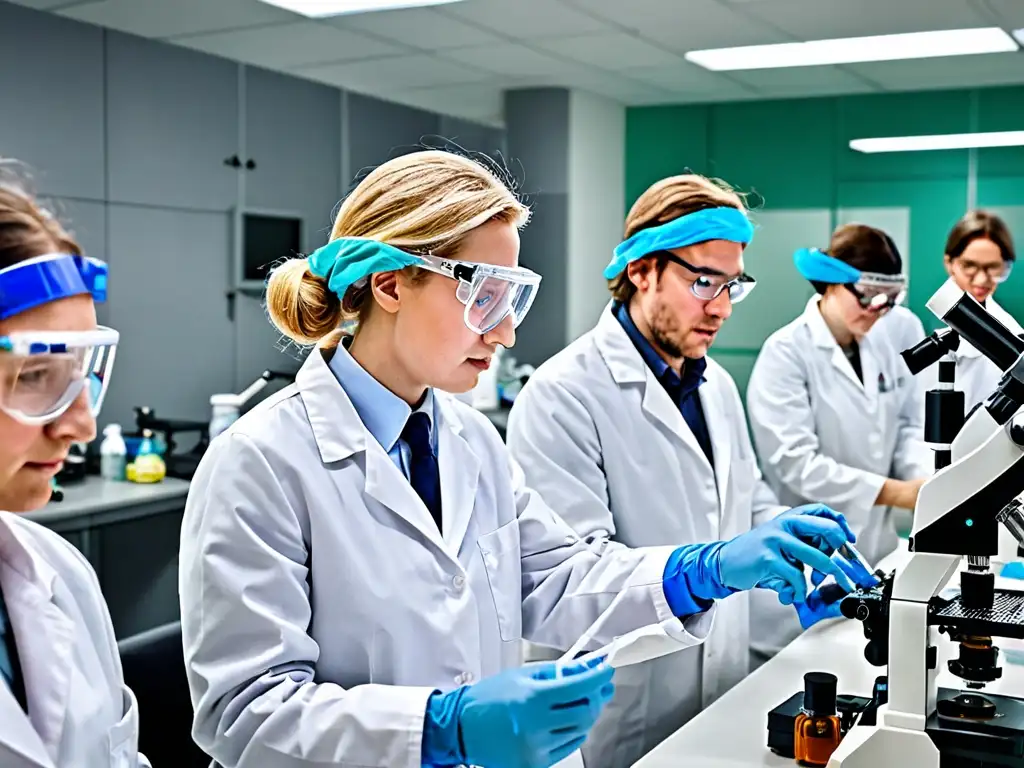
left=793, top=248, right=862, bottom=284
left=604, top=207, right=755, bottom=280
left=307, top=238, right=420, bottom=299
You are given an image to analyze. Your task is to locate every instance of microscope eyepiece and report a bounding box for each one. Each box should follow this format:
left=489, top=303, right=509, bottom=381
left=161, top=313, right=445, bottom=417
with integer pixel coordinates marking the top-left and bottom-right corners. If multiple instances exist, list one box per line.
left=901, top=328, right=960, bottom=375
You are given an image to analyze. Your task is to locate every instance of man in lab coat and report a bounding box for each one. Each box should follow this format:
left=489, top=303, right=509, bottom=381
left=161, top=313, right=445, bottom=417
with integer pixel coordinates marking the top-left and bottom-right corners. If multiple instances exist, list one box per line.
left=506, top=175, right=843, bottom=768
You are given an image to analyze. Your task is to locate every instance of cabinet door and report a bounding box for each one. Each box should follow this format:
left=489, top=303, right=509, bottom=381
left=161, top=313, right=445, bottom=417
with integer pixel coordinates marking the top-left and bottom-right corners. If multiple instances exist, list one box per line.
left=346, top=93, right=440, bottom=191
left=103, top=205, right=235, bottom=430
left=244, top=66, right=340, bottom=251
left=0, top=2, right=104, bottom=200
left=106, top=32, right=239, bottom=212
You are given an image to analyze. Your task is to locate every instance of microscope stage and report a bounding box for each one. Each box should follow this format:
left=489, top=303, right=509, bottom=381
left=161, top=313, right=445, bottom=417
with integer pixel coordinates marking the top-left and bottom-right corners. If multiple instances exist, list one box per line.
left=932, top=590, right=1024, bottom=640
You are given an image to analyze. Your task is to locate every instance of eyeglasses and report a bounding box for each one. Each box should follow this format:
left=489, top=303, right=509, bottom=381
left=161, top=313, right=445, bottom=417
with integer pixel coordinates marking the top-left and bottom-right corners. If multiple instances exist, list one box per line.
left=656, top=251, right=757, bottom=303
left=954, top=259, right=1012, bottom=284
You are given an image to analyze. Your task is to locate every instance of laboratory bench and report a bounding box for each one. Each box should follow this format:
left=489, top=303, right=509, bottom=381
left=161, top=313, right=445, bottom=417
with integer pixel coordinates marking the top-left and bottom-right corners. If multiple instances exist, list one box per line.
left=26, top=475, right=190, bottom=640
left=634, top=543, right=1024, bottom=767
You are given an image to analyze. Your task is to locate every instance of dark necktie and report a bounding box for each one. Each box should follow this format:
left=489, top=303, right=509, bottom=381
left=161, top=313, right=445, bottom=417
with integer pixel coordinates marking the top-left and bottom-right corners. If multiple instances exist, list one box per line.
left=402, top=411, right=443, bottom=530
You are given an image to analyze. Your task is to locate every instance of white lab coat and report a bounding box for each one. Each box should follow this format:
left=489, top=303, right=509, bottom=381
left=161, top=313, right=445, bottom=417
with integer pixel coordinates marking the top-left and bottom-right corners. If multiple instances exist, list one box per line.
left=179, top=346, right=714, bottom=768
left=506, top=305, right=785, bottom=768
left=915, top=297, right=1024, bottom=416
left=874, top=305, right=927, bottom=357
left=0, top=512, right=147, bottom=768
left=746, top=296, right=931, bottom=661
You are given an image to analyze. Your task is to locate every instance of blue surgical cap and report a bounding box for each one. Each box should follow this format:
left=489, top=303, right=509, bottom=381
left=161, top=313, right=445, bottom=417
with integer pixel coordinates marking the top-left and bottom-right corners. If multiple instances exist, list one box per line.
left=793, top=248, right=862, bottom=284
left=306, top=238, right=420, bottom=299
left=604, top=207, right=755, bottom=280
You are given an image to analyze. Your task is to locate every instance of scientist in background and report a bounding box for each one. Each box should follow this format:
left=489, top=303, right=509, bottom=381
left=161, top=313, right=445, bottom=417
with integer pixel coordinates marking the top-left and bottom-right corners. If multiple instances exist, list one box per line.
left=0, top=171, right=148, bottom=766
left=916, top=210, right=1019, bottom=412
left=746, top=224, right=932, bottom=664
left=178, top=153, right=857, bottom=768
left=506, top=175, right=859, bottom=768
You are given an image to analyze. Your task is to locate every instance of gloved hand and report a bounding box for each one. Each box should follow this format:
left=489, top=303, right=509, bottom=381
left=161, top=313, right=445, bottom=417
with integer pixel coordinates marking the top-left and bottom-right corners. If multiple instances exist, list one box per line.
left=796, top=581, right=848, bottom=630
left=667, top=504, right=857, bottom=610
left=421, top=656, right=615, bottom=768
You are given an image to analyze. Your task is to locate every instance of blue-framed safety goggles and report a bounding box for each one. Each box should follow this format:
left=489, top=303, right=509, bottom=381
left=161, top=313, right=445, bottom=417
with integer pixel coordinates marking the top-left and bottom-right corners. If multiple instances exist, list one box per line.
left=0, top=253, right=117, bottom=424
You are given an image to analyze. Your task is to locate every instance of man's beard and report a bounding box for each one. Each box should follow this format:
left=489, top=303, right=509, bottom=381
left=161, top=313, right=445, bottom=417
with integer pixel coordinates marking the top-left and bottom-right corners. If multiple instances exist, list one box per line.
left=648, top=300, right=685, bottom=359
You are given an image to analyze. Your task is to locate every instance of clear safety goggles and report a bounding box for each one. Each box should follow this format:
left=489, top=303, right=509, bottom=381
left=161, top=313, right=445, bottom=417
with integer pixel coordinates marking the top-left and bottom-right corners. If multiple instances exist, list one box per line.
left=955, top=258, right=1013, bottom=284
left=845, top=272, right=907, bottom=312
left=417, top=254, right=541, bottom=335
left=0, top=327, right=118, bottom=425
left=659, top=251, right=757, bottom=303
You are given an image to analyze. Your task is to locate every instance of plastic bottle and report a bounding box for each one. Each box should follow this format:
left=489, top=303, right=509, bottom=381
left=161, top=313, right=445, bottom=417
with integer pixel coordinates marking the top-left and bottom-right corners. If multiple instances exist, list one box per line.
left=129, top=429, right=166, bottom=484
left=99, top=424, right=127, bottom=481
left=209, top=394, right=241, bottom=439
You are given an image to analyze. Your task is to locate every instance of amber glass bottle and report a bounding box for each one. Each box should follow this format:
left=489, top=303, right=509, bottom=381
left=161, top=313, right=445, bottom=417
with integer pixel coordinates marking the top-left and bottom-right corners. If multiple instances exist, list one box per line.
left=795, top=672, right=842, bottom=766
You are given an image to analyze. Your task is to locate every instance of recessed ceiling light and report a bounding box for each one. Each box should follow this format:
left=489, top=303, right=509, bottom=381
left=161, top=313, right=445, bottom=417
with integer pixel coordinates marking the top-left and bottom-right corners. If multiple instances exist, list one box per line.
left=850, top=131, right=1024, bottom=153
left=686, top=27, right=1019, bottom=71
left=257, top=0, right=466, bottom=17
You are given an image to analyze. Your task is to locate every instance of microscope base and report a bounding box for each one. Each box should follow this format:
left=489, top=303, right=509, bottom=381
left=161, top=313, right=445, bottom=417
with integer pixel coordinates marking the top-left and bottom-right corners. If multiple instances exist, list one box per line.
left=829, top=689, right=1024, bottom=767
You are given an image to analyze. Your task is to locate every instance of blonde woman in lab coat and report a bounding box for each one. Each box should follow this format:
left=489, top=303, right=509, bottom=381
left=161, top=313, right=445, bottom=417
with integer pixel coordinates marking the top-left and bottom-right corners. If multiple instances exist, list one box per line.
left=178, top=151, right=858, bottom=768
left=916, top=210, right=1020, bottom=412
left=746, top=224, right=932, bottom=664
left=0, top=173, right=147, bottom=767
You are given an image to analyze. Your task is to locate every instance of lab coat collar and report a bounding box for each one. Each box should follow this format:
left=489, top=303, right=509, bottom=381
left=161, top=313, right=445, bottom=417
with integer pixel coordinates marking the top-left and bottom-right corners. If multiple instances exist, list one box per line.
left=297, top=344, right=476, bottom=560
left=594, top=302, right=729, bottom=491
left=0, top=514, right=75, bottom=767
left=327, top=339, right=435, bottom=453
left=801, top=296, right=869, bottom=392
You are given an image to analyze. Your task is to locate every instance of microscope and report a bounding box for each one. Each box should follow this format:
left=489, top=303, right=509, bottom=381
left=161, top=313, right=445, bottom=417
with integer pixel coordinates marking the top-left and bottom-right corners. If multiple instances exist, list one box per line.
left=830, top=279, right=1024, bottom=768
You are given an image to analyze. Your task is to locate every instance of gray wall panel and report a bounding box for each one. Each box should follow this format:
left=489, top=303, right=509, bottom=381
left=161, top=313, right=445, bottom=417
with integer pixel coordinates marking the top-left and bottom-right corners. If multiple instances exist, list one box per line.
left=56, top=198, right=109, bottom=324
left=513, top=192, right=568, bottom=366
left=346, top=93, right=440, bottom=190
left=0, top=2, right=105, bottom=200
left=244, top=66, right=340, bottom=251
left=103, top=204, right=235, bottom=430
left=504, top=89, right=570, bottom=196
left=106, top=31, right=239, bottom=211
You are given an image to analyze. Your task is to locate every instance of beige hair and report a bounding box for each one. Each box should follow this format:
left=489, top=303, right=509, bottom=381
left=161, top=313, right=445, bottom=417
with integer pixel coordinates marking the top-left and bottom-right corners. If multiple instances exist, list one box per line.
left=0, top=161, right=82, bottom=270
left=611, top=174, right=746, bottom=304
left=266, top=150, right=530, bottom=347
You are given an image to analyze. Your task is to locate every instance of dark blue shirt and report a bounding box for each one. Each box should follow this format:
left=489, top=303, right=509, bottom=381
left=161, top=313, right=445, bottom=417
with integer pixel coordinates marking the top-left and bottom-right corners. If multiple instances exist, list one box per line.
left=614, top=302, right=714, bottom=466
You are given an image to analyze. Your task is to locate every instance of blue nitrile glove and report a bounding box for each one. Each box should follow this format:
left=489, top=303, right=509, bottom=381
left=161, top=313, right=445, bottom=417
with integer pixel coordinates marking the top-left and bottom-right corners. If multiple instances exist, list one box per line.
left=421, top=656, right=615, bottom=768
left=664, top=505, right=857, bottom=610
left=796, top=581, right=848, bottom=630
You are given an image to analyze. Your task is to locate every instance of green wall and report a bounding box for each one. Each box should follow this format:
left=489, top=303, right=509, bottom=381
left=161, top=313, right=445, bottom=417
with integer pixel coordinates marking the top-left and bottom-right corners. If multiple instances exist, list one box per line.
left=625, top=85, right=1024, bottom=396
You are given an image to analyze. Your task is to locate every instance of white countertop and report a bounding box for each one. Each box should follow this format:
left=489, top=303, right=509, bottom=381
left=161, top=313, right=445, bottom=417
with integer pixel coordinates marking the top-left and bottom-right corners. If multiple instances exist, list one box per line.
left=635, top=544, right=1024, bottom=767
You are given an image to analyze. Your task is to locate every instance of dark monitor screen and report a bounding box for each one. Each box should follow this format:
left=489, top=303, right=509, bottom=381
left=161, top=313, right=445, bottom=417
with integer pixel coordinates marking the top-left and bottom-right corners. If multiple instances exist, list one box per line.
left=243, top=213, right=302, bottom=282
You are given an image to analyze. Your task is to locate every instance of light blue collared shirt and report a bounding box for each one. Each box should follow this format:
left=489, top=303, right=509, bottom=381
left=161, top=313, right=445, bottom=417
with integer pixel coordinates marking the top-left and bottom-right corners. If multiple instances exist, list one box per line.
left=328, top=341, right=436, bottom=479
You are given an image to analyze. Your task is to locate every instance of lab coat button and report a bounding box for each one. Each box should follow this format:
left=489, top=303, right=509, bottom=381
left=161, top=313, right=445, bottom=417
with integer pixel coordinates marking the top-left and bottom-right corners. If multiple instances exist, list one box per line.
left=452, top=574, right=466, bottom=591
left=464, top=672, right=475, bottom=683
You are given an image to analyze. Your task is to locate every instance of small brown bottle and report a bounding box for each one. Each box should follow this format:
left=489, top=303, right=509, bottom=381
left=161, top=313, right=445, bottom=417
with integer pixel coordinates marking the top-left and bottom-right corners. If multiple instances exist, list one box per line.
left=794, top=672, right=842, bottom=766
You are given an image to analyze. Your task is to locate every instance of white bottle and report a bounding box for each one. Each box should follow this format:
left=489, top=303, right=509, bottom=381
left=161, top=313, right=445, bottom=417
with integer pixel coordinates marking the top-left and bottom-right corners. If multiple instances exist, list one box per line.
left=209, top=394, right=241, bottom=439
left=99, top=424, right=127, bottom=481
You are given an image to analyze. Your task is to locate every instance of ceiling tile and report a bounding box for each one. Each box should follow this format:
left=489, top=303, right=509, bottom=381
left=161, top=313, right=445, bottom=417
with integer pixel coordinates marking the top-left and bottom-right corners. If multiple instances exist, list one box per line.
left=60, top=0, right=296, bottom=39
left=175, top=21, right=408, bottom=69
left=849, top=52, right=1024, bottom=91
left=390, top=83, right=505, bottom=124
left=533, top=32, right=684, bottom=68
left=563, top=0, right=789, bottom=50
left=440, top=43, right=569, bottom=78
left=326, top=6, right=501, bottom=50
left=437, top=0, right=613, bottom=38
left=737, top=0, right=993, bottom=40
left=618, top=62, right=749, bottom=95
left=730, top=65, right=875, bottom=93
left=7, top=0, right=94, bottom=9
left=985, top=0, right=1024, bottom=28
left=298, top=53, right=494, bottom=90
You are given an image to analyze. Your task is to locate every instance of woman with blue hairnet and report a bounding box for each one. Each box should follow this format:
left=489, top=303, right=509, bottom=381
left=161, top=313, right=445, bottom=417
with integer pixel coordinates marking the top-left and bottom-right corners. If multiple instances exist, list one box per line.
left=746, top=223, right=932, bottom=664
left=178, top=150, right=857, bottom=768
left=0, top=170, right=148, bottom=767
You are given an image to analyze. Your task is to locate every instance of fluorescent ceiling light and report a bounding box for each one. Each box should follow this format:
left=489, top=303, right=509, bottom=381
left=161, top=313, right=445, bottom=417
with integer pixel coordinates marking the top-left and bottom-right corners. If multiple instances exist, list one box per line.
left=850, top=131, right=1024, bottom=153
left=686, top=27, right=1018, bottom=71
left=257, top=0, right=466, bottom=17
